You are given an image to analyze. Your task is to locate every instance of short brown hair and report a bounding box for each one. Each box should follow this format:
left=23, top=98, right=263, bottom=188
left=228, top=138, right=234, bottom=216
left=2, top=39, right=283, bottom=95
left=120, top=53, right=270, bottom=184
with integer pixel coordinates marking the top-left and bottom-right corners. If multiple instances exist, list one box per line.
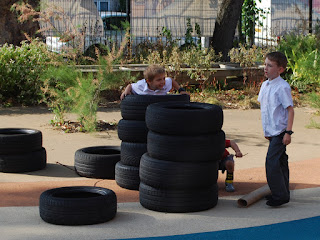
left=265, top=51, right=288, bottom=68
left=144, top=64, right=165, bottom=81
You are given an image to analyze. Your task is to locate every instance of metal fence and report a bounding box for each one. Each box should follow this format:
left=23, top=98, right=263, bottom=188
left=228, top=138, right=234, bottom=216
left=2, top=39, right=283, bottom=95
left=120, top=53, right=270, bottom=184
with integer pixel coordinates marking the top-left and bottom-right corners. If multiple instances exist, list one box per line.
left=41, top=0, right=320, bottom=52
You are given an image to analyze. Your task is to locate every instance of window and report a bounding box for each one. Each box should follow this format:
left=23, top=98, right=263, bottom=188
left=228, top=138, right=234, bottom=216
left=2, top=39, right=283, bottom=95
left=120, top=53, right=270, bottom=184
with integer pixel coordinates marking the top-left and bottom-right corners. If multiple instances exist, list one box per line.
left=100, top=2, right=108, bottom=11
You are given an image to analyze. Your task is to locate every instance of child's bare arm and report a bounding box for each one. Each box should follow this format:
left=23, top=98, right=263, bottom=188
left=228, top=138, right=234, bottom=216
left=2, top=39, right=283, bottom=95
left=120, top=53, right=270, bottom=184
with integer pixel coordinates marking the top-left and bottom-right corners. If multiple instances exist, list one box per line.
left=120, top=84, right=133, bottom=100
left=283, top=106, right=294, bottom=145
left=230, top=140, right=243, bottom=157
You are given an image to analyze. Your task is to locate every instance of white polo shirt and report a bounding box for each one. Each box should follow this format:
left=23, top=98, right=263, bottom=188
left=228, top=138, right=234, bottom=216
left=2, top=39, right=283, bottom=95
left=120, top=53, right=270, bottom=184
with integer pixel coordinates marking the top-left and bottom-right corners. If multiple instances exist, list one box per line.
left=258, top=76, right=293, bottom=137
left=131, top=78, right=173, bottom=95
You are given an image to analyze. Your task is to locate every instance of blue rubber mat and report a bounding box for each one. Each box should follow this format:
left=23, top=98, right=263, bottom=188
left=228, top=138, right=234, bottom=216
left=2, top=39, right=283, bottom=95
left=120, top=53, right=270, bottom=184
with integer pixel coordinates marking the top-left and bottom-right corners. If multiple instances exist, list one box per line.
left=122, top=216, right=320, bottom=240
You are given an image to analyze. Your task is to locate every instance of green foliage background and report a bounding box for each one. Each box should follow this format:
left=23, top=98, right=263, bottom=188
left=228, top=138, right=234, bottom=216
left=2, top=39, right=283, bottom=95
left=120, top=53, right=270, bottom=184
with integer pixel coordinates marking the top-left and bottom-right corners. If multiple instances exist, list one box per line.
left=0, top=40, right=55, bottom=105
left=277, top=34, right=320, bottom=92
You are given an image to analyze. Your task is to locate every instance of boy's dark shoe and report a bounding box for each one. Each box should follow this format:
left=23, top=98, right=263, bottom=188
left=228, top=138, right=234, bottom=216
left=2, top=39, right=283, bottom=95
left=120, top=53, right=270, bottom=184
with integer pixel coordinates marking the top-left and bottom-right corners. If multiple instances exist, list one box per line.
left=266, top=199, right=289, bottom=207
left=265, top=194, right=273, bottom=201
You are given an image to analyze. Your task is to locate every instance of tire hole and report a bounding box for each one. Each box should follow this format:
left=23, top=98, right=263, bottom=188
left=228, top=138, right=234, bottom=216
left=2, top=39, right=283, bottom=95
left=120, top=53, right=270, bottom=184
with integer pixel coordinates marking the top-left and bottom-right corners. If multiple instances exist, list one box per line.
left=85, top=149, right=120, bottom=155
left=52, top=191, right=102, bottom=198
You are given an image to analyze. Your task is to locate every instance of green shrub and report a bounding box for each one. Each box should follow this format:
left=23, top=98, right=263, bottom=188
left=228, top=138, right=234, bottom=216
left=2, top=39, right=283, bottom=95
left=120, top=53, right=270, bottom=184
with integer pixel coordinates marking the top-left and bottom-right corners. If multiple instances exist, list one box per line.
left=181, top=47, right=219, bottom=85
left=305, top=91, right=320, bottom=128
left=308, top=91, right=320, bottom=112
left=277, top=34, right=320, bottom=92
left=84, top=43, right=111, bottom=60
left=40, top=64, right=102, bottom=131
left=68, top=72, right=100, bottom=132
left=41, top=64, right=101, bottom=131
left=0, top=40, right=55, bottom=105
left=40, top=65, right=79, bottom=125
left=40, top=47, right=135, bottom=132
left=229, top=44, right=269, bottom=67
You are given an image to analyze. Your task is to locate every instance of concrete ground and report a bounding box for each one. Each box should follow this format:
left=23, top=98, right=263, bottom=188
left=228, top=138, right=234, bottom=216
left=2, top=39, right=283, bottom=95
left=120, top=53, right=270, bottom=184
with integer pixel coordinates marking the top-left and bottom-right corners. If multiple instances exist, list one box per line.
left=0, top=106, right=319, bottom=239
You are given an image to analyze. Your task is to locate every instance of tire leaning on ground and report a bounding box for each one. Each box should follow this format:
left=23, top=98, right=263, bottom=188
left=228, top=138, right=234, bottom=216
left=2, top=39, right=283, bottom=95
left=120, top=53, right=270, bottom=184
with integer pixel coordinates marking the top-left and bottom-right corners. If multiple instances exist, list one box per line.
left=0, top=147, right=47, bottom=173
left=145, top=102, right=223, bottom=135
left=74, top=146, right=121, bottom=179
left=39, top=186, right=117, bottom=225
left=0, top=128, right=42, bottom=154
left=139, top=182, right=218, bottom=213
left=120, top=94, right=190, bottom=120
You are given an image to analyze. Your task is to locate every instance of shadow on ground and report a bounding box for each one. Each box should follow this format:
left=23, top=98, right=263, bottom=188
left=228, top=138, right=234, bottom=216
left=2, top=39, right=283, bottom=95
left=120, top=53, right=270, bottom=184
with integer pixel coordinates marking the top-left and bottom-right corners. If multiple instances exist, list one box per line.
left=25, top=163, right=78, bottom=178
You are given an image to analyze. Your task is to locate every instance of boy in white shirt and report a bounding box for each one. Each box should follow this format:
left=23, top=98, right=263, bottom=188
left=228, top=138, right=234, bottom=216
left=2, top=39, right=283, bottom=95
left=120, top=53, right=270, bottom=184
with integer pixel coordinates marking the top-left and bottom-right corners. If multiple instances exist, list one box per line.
left=258, top=51, right=294, bottom=207
left=120, top=64, right=188, bottom=100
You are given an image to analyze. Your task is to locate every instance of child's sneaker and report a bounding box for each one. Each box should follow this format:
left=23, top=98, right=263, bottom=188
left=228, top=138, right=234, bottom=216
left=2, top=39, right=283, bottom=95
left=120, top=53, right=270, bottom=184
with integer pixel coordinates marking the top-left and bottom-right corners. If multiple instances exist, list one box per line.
left=225, top=182, right=235, bottom=192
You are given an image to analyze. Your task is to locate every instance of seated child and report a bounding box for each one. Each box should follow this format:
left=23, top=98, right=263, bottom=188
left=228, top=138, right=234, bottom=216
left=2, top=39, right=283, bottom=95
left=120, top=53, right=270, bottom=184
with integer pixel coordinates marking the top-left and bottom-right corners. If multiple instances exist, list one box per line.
left=120, top=64, right=188, bottom=100
left=220, top=139, right=243, bottom=192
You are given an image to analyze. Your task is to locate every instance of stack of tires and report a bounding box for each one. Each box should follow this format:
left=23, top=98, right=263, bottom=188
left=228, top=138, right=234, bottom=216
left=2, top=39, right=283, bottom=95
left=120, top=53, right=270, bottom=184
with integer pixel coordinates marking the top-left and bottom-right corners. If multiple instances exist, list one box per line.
left=116, top=94, right=190, bottom=190
left=0, top=128, right=46, bottom=173
left=139, top=102, right=225, bottom=213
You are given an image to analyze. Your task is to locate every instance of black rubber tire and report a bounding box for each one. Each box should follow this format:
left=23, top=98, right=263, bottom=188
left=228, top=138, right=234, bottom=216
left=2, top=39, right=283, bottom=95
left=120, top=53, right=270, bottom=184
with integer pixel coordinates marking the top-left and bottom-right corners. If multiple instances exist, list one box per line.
left=117, top=119, right=148, bottom=143
left=139, top=182, right=218, bottom=213
left=120, top=142, right=147, bottom=166
left=146, top=102, right=223, bottom=135
left=74, top=146, right=121, bottom=179
left=140, top=153, right=218, bottom=190
left=39, top=186, right=117, bottom=225
left=0, top=147, right=47, bottom=173
left=115, top=161, right=140, bottom=190
left=147, top=130, right=225, bottom=162
left=121, top=94, right=190, bottom=120
left=0, top=128, right=42, bottom=154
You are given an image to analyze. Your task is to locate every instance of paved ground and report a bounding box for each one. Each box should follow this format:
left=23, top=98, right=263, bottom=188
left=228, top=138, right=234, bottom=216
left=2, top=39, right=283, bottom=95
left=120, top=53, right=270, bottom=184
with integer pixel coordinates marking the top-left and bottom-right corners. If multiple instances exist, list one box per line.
left=0, top=106, right=319, bottom=239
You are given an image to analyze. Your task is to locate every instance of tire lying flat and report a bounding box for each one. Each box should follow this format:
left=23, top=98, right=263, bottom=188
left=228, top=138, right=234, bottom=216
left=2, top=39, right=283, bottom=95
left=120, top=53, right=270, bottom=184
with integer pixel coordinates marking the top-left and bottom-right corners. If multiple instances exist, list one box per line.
left=117, top=119, right=148, bottom=143
left=146, top=102, right=223, bottom=135
left=140, top=153, right=218, bottom=190
left=0, top=128, right=42, bottom=154
left=74, top=146, right=120, bottom=179
left=139, top=182, right=218, bottom=213
left=120, top=142, right=147, bottom=166
left=115, top=161, right=140, bottom=190
left=121, top=94, right=190, bottom=120
left=147, top=130, right=225, bottom=162
left=0, top=147, right=47, bottom=173
left=39, top=186, right=117, bottom=225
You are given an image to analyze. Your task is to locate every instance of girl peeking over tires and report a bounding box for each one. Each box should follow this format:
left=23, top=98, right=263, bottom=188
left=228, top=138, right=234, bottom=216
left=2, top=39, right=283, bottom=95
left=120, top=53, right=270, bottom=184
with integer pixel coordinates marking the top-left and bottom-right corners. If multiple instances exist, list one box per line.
left=120, top=64, right=189, bottom=100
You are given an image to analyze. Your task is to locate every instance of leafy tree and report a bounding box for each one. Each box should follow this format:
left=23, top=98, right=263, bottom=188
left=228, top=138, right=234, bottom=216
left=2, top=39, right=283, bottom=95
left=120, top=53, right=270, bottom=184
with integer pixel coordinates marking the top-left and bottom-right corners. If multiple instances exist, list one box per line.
left=239, top=0, right=269, bottom=46
left=0, top=0, right=40, bottom=45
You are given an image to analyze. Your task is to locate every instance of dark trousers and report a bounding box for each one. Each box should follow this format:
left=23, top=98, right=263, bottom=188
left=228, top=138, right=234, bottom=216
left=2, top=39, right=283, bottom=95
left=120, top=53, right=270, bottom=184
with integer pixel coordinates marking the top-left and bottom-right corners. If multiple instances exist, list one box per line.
left=266, top=132, right=290, bottom=201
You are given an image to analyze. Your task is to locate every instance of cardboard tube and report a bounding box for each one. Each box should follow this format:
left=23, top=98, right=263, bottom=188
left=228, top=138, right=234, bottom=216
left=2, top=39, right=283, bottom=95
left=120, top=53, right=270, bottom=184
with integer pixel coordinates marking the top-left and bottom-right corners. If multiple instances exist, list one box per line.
left=237, top=185, right=271, bottom=207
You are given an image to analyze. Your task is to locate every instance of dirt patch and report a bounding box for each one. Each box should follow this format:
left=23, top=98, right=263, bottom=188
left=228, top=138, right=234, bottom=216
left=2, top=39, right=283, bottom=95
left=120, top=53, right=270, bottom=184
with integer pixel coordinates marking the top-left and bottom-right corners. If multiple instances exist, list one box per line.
left=52, top=119, right=117, bottom=133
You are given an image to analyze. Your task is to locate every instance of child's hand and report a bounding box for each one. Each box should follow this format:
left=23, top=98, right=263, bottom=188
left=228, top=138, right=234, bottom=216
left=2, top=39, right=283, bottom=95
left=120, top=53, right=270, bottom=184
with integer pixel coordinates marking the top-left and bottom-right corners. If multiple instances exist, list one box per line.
left=179, top=91, right=190, bottom=95
left=235, top=151, right=243, bottom=158
left=120, top=84, right=132, bottom=100
left=120, top=92, right=131, bottom=100
left=283, top=134, right=291, bottom=145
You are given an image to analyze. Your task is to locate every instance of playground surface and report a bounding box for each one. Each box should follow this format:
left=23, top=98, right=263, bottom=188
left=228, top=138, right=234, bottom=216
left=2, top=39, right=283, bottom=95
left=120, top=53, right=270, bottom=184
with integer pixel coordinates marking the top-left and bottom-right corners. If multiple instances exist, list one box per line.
left=0, top=106, right=319, bottom=239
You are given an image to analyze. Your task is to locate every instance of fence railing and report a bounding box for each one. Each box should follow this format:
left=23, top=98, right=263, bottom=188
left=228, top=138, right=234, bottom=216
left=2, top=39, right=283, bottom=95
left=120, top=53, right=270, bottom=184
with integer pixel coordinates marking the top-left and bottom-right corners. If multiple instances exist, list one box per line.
left=42, top=0, right=320, bottom=52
